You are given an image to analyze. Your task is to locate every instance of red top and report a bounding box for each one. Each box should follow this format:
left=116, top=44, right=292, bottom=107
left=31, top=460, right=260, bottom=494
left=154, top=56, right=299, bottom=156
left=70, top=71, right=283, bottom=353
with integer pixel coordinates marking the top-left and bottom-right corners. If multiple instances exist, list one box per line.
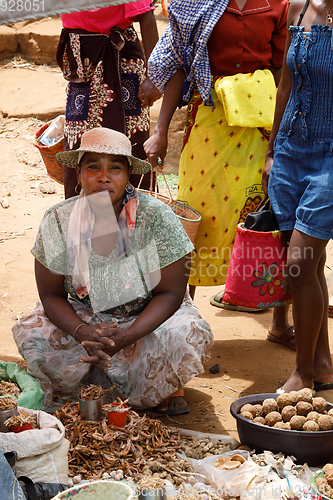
left=208, top=0, right=288, bottom=77
left=61, top=0, right=154, bottom=33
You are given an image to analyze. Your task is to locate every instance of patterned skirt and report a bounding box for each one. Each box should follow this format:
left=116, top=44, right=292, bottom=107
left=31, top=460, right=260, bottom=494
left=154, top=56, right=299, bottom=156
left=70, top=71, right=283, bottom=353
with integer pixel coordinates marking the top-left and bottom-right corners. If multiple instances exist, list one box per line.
left=177, top=85, right=268, bottom=287
left=12, top=292, right=213, bottom=408
left=57, top=26, right=151, bottom=187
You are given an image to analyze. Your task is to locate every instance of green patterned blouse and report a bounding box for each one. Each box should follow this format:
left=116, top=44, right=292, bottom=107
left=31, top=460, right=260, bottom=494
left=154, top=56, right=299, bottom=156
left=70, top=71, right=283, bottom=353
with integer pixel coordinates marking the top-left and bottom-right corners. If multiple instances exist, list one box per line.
left=32, top=192, right=194, bottom=316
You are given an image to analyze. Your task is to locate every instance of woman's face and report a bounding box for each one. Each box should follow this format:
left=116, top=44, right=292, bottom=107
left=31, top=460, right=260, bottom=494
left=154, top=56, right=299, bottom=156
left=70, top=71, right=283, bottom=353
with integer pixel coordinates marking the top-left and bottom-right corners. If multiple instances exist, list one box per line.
left=78, top=152, right=131, bottom=207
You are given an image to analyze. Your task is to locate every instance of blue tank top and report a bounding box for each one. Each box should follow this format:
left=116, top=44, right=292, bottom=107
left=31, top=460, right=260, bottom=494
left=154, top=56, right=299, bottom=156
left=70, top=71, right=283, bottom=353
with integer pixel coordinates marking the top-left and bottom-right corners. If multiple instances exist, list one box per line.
left=278, top=25, right=333, bottom=143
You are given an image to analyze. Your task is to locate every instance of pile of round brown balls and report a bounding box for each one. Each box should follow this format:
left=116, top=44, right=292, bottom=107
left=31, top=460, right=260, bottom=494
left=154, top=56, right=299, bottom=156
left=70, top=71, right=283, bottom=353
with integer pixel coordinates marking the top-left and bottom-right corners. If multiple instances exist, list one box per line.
left=239, top=389, right=333, bottom=431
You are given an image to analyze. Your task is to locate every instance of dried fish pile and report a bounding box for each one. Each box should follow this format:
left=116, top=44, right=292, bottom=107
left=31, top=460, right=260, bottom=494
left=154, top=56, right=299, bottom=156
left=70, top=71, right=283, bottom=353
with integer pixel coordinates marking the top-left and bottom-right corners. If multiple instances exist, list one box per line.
left=0, top=396, right=17, bottom=410
left=0, top=381, right=21, bottom=398
left=80, top=384, right=114, bottom=401
left=4, top=408, right=36, bottom=428
left=55, top=402, right=190, bottom=481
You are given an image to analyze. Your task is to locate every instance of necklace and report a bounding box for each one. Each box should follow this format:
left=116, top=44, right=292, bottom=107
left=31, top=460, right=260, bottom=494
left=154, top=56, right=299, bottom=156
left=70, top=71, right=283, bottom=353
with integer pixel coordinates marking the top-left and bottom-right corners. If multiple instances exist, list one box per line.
left=325, top=0, right=333, bottom=23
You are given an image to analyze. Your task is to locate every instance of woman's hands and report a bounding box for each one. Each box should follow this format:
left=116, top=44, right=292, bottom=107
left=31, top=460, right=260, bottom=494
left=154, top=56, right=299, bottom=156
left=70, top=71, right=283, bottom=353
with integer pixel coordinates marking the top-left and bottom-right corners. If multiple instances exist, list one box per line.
left=144, top=128, right=168, bottom=169
left=262, top=155, right=273, bottom=196
left=77, top=322, right=122, bottom=370
left=138, top=77, right=162, bottom=108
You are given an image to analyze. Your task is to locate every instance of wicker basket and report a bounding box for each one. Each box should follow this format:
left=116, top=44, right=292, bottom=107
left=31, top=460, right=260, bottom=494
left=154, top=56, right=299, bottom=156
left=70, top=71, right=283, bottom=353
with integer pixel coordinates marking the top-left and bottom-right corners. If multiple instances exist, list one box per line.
left=138, top=169, right=201, bottom=244
left=51, top=480, right=134, bottom=500
left=34, top=121, right=64, bottom=185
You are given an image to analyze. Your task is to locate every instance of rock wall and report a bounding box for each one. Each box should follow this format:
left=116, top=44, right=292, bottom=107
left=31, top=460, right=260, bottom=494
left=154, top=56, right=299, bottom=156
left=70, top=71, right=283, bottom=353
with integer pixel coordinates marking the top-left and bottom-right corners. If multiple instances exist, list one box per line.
left=0, top=17, right=60, bottom=64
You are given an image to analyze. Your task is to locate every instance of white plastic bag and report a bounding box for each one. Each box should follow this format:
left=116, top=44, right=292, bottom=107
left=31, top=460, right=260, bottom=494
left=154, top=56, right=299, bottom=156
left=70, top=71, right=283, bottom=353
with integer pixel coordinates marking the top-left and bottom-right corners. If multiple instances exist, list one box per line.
left=0, top=407, right=69, bottom=484
left=194, top=450, right=261, bottom=498
left=38, top=115, right=65, bottom=146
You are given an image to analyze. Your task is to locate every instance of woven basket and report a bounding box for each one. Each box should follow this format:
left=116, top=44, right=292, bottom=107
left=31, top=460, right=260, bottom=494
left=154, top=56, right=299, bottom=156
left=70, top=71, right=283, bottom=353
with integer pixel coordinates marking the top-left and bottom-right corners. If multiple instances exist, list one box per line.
left=51, top=480, right=134, bottom=500
left=34, top=121, right=64, bottom=185
left=138, top=169, right=201, bottom=244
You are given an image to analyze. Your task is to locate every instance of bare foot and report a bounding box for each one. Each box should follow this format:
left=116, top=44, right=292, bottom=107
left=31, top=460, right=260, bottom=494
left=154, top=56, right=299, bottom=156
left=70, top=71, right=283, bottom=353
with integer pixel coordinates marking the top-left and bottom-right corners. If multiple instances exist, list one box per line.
left=157, top=396, right=188, bottom=413
left=279, top=370, right=313, bottom=393
left=313, top=366, right=333, bottom=385
left=268, top=305, right=295, bottom=349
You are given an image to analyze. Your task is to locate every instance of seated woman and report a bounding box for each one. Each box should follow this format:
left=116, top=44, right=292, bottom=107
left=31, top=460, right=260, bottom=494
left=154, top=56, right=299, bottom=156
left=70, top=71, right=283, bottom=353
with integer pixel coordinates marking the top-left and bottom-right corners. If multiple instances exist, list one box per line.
left=12, top=127, right=213, bottom=415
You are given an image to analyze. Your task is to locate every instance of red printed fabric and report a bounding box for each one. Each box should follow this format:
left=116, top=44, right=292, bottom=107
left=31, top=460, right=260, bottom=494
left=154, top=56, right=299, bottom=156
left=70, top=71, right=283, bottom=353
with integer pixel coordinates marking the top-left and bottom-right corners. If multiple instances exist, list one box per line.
left=223, top=224, right=292, bottom=309
left=61, top=0, right=154, bottom=33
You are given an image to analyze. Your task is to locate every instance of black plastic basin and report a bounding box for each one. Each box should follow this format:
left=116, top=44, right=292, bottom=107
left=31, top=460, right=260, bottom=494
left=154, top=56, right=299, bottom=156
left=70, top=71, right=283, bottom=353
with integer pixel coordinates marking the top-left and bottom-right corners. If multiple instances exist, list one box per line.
left=230, top=393, right=333, bottom=467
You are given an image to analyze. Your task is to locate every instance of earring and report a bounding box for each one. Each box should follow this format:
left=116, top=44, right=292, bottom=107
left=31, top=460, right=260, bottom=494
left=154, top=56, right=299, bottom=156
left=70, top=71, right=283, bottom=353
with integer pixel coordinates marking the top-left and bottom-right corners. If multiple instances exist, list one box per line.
left=75, top=183, right=81, bottom=194
left=125, top=183, right=134, bottom=194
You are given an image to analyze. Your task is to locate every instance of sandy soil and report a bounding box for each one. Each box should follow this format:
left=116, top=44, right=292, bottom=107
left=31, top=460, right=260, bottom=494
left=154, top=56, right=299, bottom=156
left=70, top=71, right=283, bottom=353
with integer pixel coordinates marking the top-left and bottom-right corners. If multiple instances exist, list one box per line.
left=1, top=50, right=333, bottom=442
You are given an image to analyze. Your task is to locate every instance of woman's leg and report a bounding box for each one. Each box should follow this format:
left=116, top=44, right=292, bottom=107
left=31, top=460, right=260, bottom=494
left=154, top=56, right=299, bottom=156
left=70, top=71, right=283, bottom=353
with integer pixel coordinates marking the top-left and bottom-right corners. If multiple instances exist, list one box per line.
left=280, top=229, right=333, bottom=392
left=189, top=285, right=196, bottom=299
left=267, top=304, right=295, bottom=349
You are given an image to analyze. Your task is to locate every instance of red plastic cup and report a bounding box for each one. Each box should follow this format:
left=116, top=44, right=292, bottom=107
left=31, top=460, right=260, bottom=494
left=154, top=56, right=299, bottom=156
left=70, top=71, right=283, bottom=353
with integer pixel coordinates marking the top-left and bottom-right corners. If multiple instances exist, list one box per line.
left=11, top=423, right=33, bottom=433
left=107, top=403, right=129, bottom=427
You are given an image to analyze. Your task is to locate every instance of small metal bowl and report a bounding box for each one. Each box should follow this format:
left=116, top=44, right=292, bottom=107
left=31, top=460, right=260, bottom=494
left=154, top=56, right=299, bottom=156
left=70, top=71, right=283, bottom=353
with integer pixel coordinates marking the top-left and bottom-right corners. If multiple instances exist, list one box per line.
left=138, top=488, right=167, bottom=500
left=79, top=396, right=103, bottom=421
left=0, top=406, right=18, bottom=433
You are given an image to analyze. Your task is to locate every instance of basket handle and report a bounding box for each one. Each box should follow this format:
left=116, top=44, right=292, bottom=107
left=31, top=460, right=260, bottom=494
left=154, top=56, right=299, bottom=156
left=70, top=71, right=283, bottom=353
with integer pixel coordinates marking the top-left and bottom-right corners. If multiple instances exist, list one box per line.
left=157, top=166, right=174, bottom=201
left=137, top=171, right=156, bottom=194
left=138, top=163, right=175, bottom=200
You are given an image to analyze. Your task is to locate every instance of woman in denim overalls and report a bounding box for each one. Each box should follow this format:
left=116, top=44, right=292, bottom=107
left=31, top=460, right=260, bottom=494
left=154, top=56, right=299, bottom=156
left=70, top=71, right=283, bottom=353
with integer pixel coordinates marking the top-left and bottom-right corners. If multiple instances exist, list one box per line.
left=263, top=0, right=333, bottom=393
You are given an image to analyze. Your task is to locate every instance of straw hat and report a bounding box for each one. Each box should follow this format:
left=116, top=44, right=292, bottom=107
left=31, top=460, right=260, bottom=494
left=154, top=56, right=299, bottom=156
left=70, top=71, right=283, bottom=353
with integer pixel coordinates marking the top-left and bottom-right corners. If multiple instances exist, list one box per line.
left=56, top=127, right=151, bottom=175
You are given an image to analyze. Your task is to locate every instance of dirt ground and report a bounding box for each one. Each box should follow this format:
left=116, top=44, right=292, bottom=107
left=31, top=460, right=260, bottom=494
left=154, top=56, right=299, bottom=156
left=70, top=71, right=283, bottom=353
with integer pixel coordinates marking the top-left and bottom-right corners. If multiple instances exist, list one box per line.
left=1, top=19, right=333, bottom=443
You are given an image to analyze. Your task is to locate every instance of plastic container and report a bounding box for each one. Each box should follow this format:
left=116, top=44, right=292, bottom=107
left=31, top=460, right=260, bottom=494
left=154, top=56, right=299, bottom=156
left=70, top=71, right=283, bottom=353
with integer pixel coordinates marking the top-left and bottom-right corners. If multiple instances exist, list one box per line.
left=11, top=422, right=34, bottom=433
left=0, top=406, right=18, bottom=432
left=79, top=396, right=103, bottom=421
left=230, top=393, right=333, bottom=466
left=107, top=403, right=129, bottom=427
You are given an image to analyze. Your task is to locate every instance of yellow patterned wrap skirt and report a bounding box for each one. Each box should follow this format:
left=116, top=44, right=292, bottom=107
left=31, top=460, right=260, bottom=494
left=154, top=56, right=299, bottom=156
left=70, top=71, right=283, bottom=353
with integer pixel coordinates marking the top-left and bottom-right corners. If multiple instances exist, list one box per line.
left=177, top=85, right=268, bottom=287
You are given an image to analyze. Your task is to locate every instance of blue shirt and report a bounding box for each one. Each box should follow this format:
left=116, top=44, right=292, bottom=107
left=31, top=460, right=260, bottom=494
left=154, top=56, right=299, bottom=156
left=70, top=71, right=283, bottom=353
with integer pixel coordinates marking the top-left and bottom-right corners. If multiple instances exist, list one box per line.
left=148, top=0, right=229, bottom=106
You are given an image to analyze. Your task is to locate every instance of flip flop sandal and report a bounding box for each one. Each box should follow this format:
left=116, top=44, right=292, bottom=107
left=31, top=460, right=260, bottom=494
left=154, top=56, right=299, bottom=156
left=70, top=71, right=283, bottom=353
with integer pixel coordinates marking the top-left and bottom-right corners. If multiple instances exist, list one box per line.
left=210, top=290, right=264, bottom=313
left=267, top=326, right=296, bottom=351
left=159, top=389, right=190, bottom=416
left=313, top=381, right=333, bottom=391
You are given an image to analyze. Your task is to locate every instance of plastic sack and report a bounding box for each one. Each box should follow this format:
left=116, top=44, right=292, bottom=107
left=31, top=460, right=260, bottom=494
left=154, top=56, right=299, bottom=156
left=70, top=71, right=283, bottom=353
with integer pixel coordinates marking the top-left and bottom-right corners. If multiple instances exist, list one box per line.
left=194, top=450, right=261, bottom=498
left=0, top=407, right=70, bottom=484
left=0, top=361, right=44, bottom=410
left=240, top=475, right=307, bottom=500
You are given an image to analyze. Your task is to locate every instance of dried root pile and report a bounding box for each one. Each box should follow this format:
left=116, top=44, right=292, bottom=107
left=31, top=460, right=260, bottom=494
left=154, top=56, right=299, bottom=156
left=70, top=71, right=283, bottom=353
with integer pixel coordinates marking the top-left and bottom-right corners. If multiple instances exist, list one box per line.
left=4, top=408, right=36, bottom=428
left=182, top=436, right=232, bottom=460
left=0, top=396, right=17, bottom=410
left=0, top=381, right=21, bottom=398
left=80, top=384, right=115, bottom=401
left=55, top=402, right=190, bottom=481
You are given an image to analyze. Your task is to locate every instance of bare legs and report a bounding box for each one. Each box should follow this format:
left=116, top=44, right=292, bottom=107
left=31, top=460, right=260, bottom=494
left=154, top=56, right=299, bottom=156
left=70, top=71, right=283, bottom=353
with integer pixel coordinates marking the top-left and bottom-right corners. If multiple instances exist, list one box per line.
left=267, top=304, right=294, bottom=348
left=280, top=229, right=333, bottom=392
left=189, top=285, right=196, bottom=300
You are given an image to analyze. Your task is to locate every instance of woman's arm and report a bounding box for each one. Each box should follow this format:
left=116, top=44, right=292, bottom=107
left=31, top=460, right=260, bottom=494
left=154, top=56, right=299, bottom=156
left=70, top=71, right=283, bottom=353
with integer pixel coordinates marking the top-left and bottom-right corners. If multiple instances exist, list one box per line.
left=35, top=259, right=115, bottom=368
left=143, top=67, right=186, bottom=167
left=137, top=10, right=162, bottom=107
left=82, top=254, right=191, bottom=358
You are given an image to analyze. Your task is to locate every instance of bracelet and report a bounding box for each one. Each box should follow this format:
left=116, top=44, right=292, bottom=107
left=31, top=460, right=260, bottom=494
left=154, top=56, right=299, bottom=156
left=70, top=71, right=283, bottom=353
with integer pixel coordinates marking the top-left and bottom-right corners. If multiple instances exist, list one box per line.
left=73, top=323, right=85, bottom=341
